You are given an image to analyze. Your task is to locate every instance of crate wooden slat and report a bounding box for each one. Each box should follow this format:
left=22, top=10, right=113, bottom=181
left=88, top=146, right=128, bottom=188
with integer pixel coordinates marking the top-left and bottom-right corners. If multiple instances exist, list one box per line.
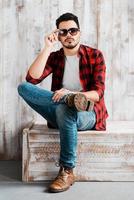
left=22, top=121, right=134, bottom=182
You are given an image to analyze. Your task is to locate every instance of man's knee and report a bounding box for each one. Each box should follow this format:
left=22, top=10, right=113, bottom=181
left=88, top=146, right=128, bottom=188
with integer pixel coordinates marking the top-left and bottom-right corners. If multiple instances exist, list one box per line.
left=17, top=81, right=31, bottom=97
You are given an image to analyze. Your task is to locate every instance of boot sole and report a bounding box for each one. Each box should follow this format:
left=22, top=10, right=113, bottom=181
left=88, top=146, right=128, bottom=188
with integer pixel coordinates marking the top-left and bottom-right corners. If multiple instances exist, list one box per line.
left=74, top=93, right=94, bottom=111
left=49, top=182, right=75, bottom=193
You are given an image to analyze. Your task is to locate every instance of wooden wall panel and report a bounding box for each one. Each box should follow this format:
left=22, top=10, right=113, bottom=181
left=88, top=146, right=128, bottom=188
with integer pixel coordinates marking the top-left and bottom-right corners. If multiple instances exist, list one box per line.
left=0, top=0, right=134, bottom=159
left=97, top=0, right=113, bottom=119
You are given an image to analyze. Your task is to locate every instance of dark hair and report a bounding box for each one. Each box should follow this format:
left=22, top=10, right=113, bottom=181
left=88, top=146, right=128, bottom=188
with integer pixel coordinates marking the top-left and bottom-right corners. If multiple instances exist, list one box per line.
left=56, top=13, right=80, bottom=29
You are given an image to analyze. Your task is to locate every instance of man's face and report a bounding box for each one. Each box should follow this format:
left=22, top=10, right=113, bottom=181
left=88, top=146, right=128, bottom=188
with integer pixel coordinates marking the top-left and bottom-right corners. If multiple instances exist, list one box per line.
left=58, top=20, right=80, bottom=49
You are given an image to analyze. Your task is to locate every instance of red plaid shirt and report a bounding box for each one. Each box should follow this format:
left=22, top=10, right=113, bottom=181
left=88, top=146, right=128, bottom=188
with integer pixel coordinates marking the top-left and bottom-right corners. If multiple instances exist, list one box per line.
left=26, top=44, right=108, bottom=130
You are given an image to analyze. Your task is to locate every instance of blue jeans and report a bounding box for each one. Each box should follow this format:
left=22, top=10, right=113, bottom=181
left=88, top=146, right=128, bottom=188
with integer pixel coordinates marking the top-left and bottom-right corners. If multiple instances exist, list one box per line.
left=18, top=82, right=96, bottom=168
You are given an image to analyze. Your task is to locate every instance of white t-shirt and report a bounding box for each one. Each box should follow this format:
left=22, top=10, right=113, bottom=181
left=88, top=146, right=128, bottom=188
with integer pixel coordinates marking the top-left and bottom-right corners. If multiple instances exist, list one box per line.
left=62, top=55, right=83, bottom=91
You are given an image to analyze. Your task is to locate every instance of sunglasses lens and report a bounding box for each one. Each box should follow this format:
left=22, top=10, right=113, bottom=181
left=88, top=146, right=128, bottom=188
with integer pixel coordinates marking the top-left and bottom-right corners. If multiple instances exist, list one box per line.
left=69, top=28, right=79, bottom=35
left=59, top=28, right=79, bottom=36
left=59, top=29, right=67, bottom=36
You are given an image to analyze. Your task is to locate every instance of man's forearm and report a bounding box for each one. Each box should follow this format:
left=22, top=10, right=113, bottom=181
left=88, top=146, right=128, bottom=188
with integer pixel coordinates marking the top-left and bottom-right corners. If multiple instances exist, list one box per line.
left=28, top=47, right=52, bottom=79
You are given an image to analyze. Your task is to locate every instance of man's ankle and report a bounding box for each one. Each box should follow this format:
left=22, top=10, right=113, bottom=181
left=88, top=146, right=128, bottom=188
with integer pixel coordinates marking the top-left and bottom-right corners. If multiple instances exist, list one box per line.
left=63, top=166, right=73, bottom=171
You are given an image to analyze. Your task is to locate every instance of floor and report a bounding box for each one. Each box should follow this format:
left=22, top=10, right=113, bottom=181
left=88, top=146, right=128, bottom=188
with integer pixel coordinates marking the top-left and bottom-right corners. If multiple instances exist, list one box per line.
left=0, top=161, right=134, bottom=200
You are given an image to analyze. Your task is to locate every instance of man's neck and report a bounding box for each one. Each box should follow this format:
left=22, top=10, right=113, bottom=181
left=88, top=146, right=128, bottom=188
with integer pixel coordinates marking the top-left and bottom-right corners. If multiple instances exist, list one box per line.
left=63, top=43, right=80, bottom=56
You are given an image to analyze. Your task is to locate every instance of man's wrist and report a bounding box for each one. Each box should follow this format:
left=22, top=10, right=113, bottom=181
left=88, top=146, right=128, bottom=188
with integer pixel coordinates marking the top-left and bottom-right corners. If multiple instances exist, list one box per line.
left=64, top=89, right=71, bottom=95
left=42, top=46, right=52, bottom=54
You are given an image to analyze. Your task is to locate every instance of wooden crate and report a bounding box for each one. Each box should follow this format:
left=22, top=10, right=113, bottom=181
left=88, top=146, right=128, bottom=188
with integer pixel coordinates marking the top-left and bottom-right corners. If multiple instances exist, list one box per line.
left=22, top=121, right=134, bottom=182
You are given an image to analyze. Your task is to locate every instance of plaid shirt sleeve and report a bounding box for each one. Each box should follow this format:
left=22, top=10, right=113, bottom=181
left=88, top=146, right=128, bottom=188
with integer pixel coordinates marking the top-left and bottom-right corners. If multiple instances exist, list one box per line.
left=90, top=50, right=106, bottom=100
left=25, top=52, right=55, bottom=84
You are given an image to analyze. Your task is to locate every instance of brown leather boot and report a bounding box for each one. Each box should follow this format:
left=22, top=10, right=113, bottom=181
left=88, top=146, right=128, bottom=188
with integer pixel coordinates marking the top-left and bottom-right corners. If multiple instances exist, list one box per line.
left=64, top=93, right=76, bottom=107
left=49, top=166, right=75, bottom=193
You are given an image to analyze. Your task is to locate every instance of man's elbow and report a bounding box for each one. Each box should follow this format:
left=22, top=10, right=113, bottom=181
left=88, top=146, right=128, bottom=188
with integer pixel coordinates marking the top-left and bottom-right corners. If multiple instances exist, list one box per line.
left=25, top=72, right=39, bottom=85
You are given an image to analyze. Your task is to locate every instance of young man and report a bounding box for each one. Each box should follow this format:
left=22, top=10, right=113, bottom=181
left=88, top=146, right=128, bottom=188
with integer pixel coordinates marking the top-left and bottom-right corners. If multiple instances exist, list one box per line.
left=18, top=13, right=108, bottom=192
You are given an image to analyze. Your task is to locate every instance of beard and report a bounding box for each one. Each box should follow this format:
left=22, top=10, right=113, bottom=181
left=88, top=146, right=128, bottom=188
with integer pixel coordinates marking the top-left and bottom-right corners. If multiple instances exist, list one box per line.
left=63, top=43, right=79, bottom=49
left=62, top=38, right=80, bottom=49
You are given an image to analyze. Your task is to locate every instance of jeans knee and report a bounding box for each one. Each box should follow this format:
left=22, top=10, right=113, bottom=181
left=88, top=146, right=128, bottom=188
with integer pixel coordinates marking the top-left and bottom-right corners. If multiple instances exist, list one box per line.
left=17, top=81, right=30, bottom=97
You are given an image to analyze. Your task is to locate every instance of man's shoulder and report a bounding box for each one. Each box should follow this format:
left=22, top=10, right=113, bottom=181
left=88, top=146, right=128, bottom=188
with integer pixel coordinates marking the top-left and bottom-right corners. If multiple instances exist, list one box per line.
left=80, top=44, right=102, bottom=55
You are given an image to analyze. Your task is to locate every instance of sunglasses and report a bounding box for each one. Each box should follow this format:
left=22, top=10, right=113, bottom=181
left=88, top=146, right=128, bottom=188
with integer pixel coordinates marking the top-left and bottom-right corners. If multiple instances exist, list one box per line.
left=57, top=28, right=80, bottom=37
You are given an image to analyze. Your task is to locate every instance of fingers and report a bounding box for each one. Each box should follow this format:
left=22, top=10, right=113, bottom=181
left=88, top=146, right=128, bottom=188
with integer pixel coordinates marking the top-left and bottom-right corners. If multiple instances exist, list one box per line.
left=52, top=88, right=71, bottom=102
left=52, top=88, right=65, bottom=102
left=48, top=34, right=55, bottom=42
left=47, top=30, right=58, bottom=43
left=44, top=29, right=59, bottom=48
left=53, top=29, right=59, bottom=34
left=52, top=91, right=63, bottom=102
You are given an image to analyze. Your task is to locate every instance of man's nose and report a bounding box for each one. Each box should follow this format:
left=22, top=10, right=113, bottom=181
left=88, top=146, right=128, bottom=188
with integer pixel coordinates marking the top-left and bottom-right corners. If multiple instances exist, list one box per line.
left=66, top=31, right=72, bottom=36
